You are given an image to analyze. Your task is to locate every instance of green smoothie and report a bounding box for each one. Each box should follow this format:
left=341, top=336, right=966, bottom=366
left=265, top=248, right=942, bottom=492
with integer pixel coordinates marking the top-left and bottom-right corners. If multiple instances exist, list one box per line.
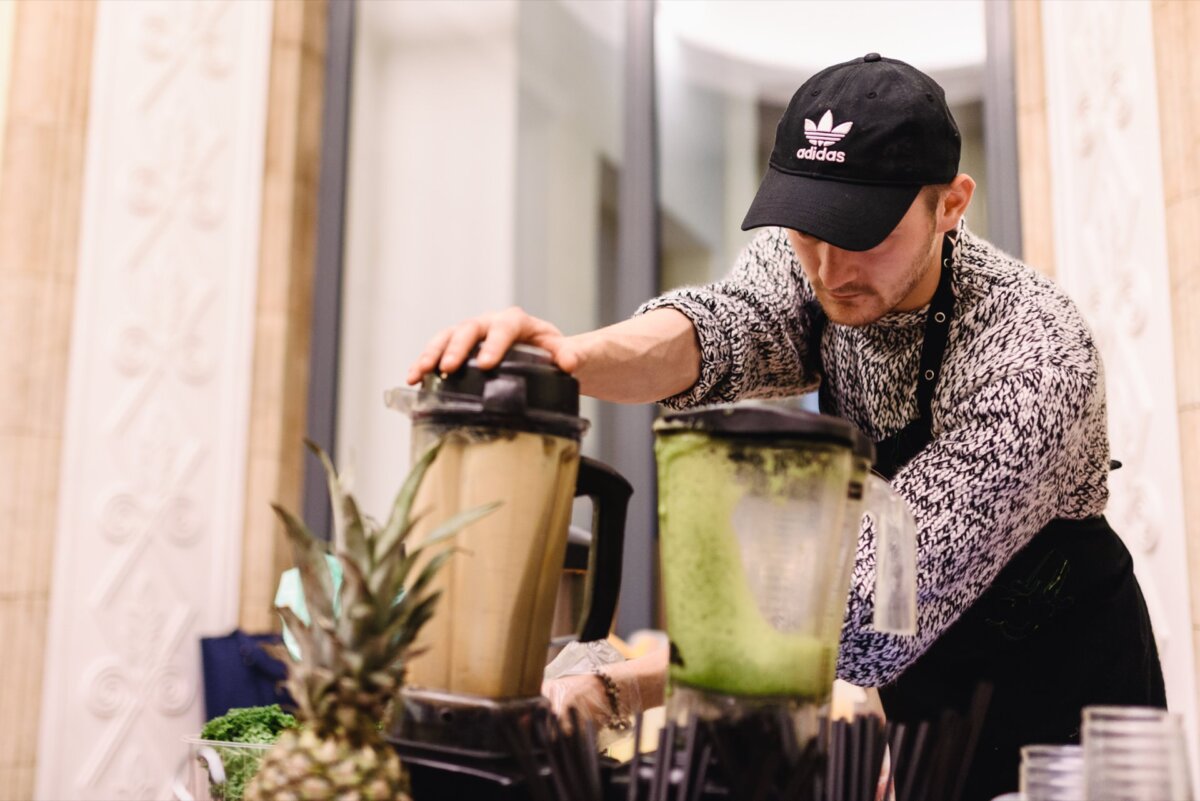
left=655, top=431, right=845, bottom=700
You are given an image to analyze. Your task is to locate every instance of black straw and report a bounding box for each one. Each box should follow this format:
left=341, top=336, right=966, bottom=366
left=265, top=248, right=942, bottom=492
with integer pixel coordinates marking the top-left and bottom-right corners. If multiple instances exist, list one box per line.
left=652, top=717, right=678, bottom=801
left=950, top=683, right=994, bottom=801
left=676, top=715, right=701, bottom=801
left=626, top=711, right=644, bottom=801
left=897, top=720, right=930, bottom=801
left=499, top=681, right=993, bottom=801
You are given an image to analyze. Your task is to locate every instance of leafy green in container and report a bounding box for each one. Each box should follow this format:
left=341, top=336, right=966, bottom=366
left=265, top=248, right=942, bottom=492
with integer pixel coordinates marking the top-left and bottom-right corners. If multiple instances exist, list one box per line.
left=198, top=705, right=298, bottom=801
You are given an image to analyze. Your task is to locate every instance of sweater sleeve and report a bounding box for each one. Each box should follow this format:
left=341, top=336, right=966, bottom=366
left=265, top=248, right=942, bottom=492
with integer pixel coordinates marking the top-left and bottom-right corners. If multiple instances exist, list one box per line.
left=836, top=363, right=1104, bottom=687
left=634, top=228, right=822, bottom=408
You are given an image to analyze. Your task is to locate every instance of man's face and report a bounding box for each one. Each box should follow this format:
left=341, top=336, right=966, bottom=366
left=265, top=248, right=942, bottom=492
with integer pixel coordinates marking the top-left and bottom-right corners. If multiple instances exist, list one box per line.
left=785, top=191, right=942, bottom=327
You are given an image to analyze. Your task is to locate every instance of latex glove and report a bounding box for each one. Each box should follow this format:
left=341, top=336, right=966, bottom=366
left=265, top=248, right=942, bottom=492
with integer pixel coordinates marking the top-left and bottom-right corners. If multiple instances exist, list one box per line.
left=543, top=673, right=617, bottom=729
left=542, top=669, right=642, bottom=751
left=544, top=639, right=625, bottom=679
left=543, top=640, right=640, bottom=749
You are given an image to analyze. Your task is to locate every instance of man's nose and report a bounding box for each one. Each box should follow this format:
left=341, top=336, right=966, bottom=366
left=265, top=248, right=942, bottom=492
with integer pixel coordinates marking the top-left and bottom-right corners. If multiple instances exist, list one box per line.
left=817, top=245, right=857, bottom=290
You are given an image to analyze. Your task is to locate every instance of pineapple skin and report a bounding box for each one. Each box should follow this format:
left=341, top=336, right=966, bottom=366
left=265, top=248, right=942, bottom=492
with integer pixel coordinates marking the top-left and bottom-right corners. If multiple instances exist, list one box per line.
left=245, top=728, right=409, bottom=801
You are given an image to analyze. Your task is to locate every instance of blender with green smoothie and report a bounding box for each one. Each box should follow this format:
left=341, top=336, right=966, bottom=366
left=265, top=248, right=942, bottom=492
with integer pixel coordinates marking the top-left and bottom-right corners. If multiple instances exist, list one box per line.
left=653, top=401, right=917, bottom=737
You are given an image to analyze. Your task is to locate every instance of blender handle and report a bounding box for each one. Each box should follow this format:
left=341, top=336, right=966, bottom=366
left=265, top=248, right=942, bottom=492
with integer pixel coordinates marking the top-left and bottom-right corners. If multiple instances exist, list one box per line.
left=573, top=456, right=632, bottom=642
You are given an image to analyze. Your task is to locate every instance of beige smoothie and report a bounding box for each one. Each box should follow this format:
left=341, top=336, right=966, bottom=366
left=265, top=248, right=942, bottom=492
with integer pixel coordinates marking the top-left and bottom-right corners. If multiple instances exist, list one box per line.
left=406, top=426, right=579, bottom=699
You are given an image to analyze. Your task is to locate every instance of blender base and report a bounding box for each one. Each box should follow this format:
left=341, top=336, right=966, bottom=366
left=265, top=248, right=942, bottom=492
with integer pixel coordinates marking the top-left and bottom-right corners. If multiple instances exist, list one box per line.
left=666, top=682, right=825, bottom=748
left=388, top=688, right=559, bottom=800
left=391, top=687, right=552, bottom=758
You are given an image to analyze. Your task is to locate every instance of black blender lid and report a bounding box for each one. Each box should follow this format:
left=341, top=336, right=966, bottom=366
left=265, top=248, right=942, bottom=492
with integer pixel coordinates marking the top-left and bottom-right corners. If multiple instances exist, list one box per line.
left=385, top=344, right=587, bottom=436
left=655, top=400, right=870, bottom=456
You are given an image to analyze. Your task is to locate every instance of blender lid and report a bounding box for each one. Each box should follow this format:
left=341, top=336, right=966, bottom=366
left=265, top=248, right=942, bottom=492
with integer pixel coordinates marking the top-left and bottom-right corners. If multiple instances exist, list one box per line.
left=384, top=344, right=588, bottom=435
left=656, top=400, right=873, bottom=458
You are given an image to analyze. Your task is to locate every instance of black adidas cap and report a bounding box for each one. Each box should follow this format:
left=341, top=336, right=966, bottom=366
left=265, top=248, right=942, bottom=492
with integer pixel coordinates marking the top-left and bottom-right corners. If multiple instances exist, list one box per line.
left=742, top=53, right=961, bottom=251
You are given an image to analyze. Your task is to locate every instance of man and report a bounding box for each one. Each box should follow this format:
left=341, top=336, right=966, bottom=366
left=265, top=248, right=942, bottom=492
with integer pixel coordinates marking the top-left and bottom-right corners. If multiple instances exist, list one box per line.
left=407, top=54, right=1165, bottom=799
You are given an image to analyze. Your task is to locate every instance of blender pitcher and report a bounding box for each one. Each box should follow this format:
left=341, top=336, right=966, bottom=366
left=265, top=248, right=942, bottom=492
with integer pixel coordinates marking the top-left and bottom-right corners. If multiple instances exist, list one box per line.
left=384, top=345, right=632, bottom=701
left=653, top=401, right=917, bottom=704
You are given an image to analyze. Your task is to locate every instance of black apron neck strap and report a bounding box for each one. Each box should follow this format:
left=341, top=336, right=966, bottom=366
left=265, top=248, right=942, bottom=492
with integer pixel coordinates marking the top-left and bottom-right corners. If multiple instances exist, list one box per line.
left=914, top=233, right=957, bottom=421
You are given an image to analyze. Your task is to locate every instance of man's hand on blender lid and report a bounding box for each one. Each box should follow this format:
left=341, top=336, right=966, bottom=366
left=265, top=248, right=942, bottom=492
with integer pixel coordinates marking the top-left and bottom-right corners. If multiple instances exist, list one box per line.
left=405, top=306, right=579, bottom=385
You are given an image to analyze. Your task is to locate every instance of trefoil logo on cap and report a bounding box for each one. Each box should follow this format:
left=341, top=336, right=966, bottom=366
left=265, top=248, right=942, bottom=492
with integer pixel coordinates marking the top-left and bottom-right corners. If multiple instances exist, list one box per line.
left=798, top=109, right=852, bottom=163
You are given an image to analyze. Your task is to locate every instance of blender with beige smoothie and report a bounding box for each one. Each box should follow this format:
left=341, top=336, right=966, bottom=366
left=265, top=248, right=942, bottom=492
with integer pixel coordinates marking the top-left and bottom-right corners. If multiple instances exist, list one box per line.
left=385, top=345, right=631, bottom=759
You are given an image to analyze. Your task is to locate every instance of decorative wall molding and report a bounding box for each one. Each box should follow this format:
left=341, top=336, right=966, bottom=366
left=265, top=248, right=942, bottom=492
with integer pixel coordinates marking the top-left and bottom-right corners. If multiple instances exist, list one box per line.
left=35, top=1, right=272, bottom=797
left=1041, top=0, right=1198, bottom=759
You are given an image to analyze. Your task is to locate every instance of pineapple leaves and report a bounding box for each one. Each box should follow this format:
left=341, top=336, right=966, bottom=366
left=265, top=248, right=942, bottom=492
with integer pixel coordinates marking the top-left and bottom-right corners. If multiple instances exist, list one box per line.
left=405, top=547, right=459, bottom=607
left=373, top=512, right=426, bottom=584
left=369, top=501, right=499, bottom=603
left=376, top=441, right=442, bottom=560
left=307, top=439, right=347, bottom=544
left=336, top=555, right=371, bottom=643
left=307, top=439, right=370, bottom=567
left=276, top=605, right=320, bottom=667
left=415, top=501, right=501, bottom=555
left=381, top=590, right=443, bottom=657
left=338, top=493, right=370, bottom=572
left=271, top=502, right=336, bottom=626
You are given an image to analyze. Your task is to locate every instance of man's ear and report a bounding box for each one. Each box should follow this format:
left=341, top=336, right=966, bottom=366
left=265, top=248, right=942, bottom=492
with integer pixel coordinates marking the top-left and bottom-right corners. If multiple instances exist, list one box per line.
left=937, top=173, right=976, bottom=233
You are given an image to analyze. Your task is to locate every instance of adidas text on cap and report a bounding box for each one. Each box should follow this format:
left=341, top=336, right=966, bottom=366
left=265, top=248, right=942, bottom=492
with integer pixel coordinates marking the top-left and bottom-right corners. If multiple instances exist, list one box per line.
left=742, top=53, right=961, bottom=251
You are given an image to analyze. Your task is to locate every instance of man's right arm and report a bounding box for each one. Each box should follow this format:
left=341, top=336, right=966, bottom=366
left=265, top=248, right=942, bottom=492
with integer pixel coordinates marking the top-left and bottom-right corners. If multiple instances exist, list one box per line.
left=408, top=228, right=818, bottom=406
left=565, top=309, right=700, bottom=403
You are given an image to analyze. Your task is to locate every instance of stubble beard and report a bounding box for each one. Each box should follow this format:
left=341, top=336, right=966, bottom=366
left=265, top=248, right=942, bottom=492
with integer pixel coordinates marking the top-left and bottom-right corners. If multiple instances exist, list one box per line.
left=819, top=230, right=940, bottom=327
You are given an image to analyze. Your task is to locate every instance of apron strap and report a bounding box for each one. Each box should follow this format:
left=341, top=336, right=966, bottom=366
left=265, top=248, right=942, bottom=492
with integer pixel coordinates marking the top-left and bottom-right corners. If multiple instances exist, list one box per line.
left=914, top=234, right=957, bottom=422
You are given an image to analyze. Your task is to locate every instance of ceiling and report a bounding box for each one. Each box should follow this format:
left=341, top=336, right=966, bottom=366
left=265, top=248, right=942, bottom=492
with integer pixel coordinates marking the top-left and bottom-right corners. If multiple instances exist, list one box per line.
left=366, top=0, right=989, bottom=107
left=654, top=0, right=988, bottom=106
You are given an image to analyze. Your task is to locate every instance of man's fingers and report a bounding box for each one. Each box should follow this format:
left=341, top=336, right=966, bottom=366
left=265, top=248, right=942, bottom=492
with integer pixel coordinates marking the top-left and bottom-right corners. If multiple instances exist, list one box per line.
left=407, top=327, right=455, bottom=384
left=476, top=307, right=525, bottom=369
left=408, top=307, right=568, bottom=383
left=438, top=318, right=488, bottom=374
left=547, top=340, right=580, bottom=374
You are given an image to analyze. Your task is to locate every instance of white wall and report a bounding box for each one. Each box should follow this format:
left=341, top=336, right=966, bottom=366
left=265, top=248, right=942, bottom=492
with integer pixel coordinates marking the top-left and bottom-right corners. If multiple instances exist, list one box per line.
left=953, top=101, right=990, bottom=242
left=721, top=92, right=759, bottom=274
left=514, top=0, right=619, bottom=335
left=337, top=1, right=520, bottom=519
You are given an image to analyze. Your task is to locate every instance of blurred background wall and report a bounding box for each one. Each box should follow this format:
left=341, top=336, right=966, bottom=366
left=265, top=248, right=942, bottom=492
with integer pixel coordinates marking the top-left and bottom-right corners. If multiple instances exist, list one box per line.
left=0, top=0, right=1198, bottom=797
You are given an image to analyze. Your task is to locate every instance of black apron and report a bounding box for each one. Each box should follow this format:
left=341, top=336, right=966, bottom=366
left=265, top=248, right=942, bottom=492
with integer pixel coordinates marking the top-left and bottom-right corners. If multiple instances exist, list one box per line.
left=814, top=235, right=1166, bottom=801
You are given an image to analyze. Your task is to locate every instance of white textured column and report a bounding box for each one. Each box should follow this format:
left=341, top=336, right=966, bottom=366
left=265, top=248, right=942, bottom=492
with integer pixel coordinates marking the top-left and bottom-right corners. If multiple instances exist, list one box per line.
left=1041, top=0, right=1198, bottom=757
left=35, top=1, right=272, bottom=797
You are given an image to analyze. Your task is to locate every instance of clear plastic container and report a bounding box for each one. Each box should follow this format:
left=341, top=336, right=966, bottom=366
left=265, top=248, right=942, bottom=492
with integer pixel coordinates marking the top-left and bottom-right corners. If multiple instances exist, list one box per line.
left=1083, top=706, right=1194, bottom=801
left=173, top=737, right=271, bottom=801
left=654, top=402, right=917, bottom=703
left=1019, top=743, right=1084, bottom=801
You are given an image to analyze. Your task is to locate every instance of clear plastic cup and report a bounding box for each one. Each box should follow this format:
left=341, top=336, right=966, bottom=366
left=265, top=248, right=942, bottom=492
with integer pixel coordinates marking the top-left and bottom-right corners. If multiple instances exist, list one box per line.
left=1020, top=744, right=1085, bottom=801
left=1082, top=706, right=1193, bottom=801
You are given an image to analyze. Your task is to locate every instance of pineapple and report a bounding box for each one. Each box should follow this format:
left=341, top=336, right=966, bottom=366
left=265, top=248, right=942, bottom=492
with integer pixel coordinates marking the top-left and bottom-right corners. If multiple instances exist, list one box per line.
left=246, top=440, right=497, bottom=801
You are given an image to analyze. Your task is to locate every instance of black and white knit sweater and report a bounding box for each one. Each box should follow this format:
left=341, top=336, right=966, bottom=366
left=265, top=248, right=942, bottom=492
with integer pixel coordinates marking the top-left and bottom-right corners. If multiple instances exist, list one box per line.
left=638, top=225, right=1109, bottom=687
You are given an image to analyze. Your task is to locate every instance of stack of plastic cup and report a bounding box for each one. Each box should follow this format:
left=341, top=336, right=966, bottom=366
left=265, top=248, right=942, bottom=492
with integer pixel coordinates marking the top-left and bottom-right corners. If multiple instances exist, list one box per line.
left=1019, top=744, right=1085, bottom=801
left=1082, top=706, right=1194, bottom=801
